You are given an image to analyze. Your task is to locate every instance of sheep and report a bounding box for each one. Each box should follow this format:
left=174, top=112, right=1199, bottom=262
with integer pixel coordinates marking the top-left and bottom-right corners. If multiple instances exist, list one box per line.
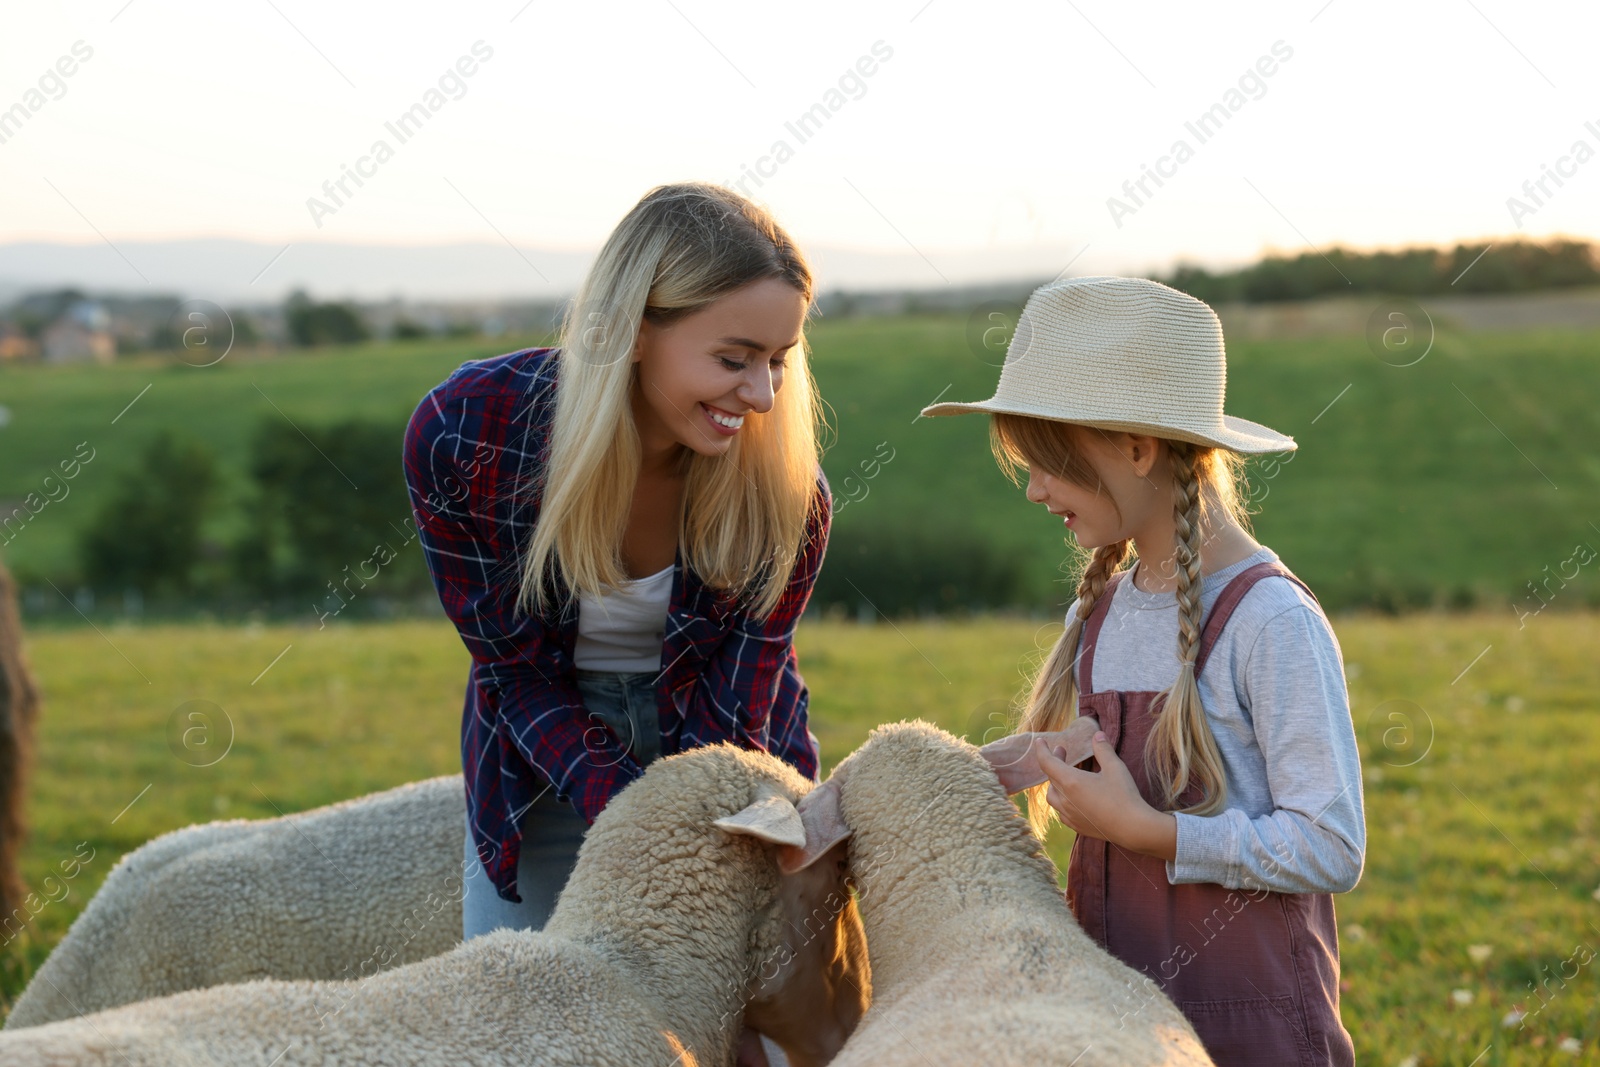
left=5, top=771, right=863, bottom=1066
left=782, top=719, right=1214, bottom=1067
left=5, top=775, right=468, bottom=1030
left=0, top=741, right=869, bottom=1066
left=0, top=556, right=41, bottom=920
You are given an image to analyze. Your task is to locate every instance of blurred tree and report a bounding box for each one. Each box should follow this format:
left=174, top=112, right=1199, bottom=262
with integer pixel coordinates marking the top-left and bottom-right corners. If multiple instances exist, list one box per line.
left=1160, top=238, right=1599, bottom=302
left=78, top=430, right=219, bottom=597
left=285, top=289, right=371, bottom=346
left=235, top=417, right=426, bottom=602
left=9, top=288, right=88, bottom=339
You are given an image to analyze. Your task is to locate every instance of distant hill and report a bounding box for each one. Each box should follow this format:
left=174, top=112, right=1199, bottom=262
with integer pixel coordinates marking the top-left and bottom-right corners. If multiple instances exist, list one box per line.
left=0, top=237, right=1100, bottom=305
left=6, top=234, right=1597, bottom=315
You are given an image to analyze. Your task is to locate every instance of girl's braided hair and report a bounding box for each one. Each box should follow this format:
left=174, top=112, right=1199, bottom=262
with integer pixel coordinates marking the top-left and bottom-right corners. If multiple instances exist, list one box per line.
left=989, top=413, right=1255, bottom=838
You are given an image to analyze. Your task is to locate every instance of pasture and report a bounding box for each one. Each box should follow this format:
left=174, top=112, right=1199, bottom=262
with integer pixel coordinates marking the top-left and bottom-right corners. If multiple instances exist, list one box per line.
left=0, top=610, right=1595, bottom=1064
left=2, top=310, right=1596, bottom=1061
left=1, top=313, right=1597, bottom=614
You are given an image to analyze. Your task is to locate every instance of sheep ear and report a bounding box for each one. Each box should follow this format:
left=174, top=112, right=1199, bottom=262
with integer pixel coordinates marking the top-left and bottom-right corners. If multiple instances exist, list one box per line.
left=776, top=777, right=851, bottom=875
left=713, top=787, right=807, bottom=849
left=980, top=716, right=1100, bottom=795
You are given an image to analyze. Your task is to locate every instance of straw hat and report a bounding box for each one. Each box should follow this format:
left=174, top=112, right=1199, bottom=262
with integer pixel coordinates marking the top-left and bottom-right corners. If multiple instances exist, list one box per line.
left=920, top=276, right=1296, bottom=453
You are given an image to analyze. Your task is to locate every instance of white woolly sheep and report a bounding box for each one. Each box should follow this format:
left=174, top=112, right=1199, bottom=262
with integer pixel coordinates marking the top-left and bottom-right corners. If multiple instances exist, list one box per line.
left=783, top=719, right=1214, bottom=1067
left=0, top=741, right=868, bottom=1066
left=5, top=772, right=862, bottom=1065
left=5, top=775, right=468, bottom=1030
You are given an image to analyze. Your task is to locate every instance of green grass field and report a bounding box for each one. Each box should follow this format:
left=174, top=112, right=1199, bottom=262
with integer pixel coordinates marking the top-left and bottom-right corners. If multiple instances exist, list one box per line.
left=1, top=612, right=1595, bottom=1063
left=2, top=314, right=1598, bottom=613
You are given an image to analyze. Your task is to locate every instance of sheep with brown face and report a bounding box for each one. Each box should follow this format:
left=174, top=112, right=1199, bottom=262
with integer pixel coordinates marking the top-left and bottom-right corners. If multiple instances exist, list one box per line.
left=781, top=719, right=1214, bottom=1067
left=0, top=743, right=868, bottom=1066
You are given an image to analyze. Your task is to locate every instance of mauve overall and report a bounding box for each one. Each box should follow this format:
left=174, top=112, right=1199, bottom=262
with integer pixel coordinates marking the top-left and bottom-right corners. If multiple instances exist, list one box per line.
left=1065, top=560, right=1355, bottom=1066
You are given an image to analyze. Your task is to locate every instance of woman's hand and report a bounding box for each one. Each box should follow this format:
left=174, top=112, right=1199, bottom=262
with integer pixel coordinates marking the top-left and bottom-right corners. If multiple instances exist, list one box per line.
left=1034, top=732, right=1177, bottom=861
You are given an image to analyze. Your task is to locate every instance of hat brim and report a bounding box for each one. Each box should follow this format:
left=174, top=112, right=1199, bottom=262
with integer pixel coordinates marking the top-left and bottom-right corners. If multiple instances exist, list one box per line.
left=918, top=398, right=1297, bottom=454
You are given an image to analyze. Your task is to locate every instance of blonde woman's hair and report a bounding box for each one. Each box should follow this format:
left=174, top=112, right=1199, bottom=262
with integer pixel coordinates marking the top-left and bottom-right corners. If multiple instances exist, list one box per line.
left=989, top=414, right=1254, bottom=837
left=517, top=182, right=825, bottom=622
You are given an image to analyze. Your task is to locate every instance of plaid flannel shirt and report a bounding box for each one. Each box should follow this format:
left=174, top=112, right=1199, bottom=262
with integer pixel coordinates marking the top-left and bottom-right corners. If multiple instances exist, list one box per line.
left=403, top=346, right=828, bottom=902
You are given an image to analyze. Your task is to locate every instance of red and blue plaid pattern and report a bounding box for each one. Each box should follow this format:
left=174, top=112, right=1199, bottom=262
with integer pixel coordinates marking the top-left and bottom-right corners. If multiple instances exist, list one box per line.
left=404, top=346, right=828, bottom=902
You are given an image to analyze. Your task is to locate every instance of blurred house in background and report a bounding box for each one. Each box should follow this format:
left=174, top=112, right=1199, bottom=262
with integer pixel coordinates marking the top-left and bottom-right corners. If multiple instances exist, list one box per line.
left=0, top=323, right=36, bottom=363
left=42, top=300, right=115, bottom=365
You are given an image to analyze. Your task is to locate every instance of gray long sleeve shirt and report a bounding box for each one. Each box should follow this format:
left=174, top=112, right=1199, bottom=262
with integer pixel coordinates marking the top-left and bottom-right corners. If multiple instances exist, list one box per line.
left=1081, top=546, right=1367, bottom=895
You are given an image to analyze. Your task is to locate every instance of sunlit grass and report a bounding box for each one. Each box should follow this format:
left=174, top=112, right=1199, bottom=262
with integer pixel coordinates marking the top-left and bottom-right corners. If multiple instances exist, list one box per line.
left=2, top=611, right=1596, bottom=1062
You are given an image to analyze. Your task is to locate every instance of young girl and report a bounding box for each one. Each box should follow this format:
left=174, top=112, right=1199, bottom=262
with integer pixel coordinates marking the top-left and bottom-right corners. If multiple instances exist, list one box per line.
left=402, top=183, right=829, bottom=959
left=922, top=276, right=1364, bottom=1066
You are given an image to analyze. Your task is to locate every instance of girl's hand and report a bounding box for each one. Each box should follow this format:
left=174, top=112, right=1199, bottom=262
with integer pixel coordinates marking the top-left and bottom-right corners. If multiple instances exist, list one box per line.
left=979, top=716, right=1100, bottom=795
left=1034, top=733, right=1177, bottom=861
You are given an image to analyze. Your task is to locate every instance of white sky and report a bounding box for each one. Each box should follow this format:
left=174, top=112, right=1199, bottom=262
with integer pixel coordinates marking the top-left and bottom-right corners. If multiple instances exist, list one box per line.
left=2, top=0, right=1597, bottom=283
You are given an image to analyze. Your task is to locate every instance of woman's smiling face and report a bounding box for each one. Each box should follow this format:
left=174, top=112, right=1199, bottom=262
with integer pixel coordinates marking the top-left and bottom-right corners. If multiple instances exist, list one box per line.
left=630, top=277, right=808, bottom=462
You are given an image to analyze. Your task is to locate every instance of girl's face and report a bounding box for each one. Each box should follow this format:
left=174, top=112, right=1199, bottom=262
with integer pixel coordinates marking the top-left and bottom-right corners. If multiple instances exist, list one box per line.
left=631, top=277, right=808, bottom=462
left=1024, top=426, right=1167, bottom=550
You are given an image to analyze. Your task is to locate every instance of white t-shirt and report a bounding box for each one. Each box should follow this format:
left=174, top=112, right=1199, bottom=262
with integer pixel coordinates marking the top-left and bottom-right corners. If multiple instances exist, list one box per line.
left=574, top=563, right=674, bottom=672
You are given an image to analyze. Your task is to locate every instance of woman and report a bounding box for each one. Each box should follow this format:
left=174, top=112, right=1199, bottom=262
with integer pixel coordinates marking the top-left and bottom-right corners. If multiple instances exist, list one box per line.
left=402, top=182, right=830, bottom=943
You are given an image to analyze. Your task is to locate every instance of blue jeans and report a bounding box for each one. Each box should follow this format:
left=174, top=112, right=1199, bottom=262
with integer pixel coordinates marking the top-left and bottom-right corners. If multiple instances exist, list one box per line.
left=461, top=668, right=662, bottom=940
